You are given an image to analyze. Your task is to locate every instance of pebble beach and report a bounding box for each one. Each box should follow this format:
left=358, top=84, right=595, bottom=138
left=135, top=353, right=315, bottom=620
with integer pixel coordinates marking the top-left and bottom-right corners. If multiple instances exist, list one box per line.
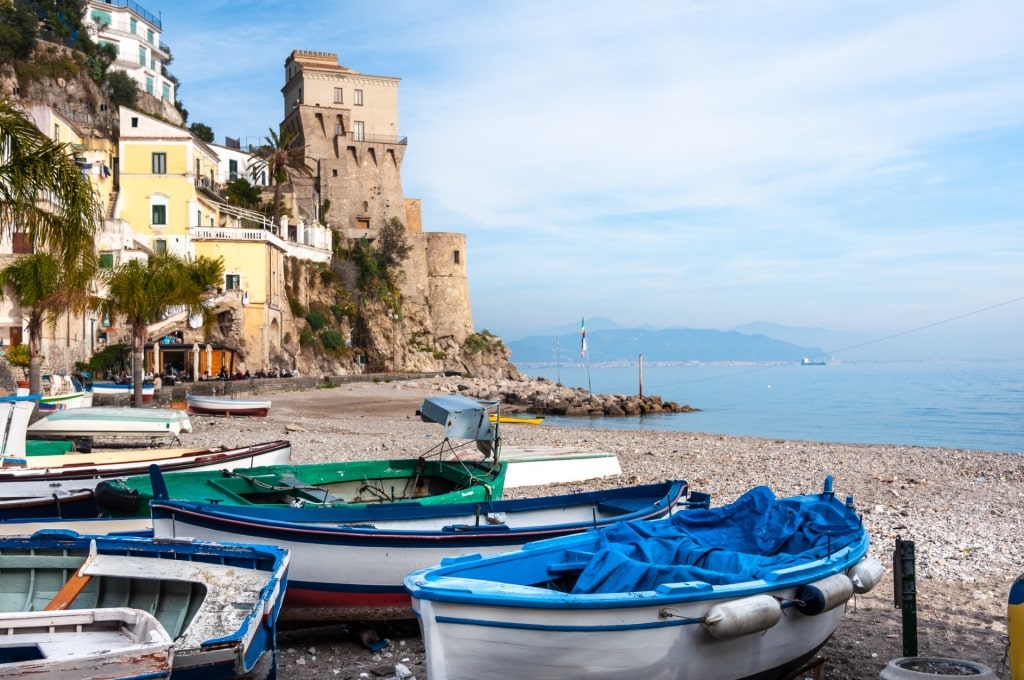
left=172, top=378, right=1022, bottom=679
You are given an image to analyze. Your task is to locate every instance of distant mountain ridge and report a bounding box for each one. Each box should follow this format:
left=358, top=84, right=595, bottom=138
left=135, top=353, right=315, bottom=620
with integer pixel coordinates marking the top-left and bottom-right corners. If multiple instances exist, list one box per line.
left=506, top=326, right=825, bottom=364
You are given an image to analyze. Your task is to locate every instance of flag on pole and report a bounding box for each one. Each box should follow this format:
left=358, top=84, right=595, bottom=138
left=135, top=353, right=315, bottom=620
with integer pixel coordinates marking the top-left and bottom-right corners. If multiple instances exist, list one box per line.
left=580, top=317, right=587, bottom=358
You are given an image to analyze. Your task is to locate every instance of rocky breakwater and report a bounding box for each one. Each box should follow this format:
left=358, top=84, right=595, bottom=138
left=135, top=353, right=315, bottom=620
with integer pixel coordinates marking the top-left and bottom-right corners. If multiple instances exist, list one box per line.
left=432, top=375, right=698, bottom=416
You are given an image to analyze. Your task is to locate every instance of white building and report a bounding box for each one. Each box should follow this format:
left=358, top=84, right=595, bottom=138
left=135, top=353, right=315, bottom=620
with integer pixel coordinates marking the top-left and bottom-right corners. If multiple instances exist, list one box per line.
left=85, top=0, right=176, bottom=104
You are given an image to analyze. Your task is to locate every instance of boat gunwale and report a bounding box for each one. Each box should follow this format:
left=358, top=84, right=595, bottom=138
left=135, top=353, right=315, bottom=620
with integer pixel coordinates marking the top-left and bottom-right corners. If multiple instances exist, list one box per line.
left=148, top=480, right=689, bottom=546
left=404, top=492, right=871, bottom=609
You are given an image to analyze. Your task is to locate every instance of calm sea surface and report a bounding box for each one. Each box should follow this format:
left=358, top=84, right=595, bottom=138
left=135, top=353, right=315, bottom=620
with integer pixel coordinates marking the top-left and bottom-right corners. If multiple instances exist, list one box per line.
left=515, top=360, right=1024, bottom=454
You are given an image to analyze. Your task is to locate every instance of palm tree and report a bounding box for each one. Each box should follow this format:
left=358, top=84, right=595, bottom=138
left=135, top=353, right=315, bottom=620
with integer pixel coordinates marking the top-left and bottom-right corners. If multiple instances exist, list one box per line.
left=0, top=98, right=99, bottom=268
left=0, top=98, right=100, bottom=393
left=100, top=254, right=224, bottom=407
left=248, top=127, right=314, bottom=228
left=0, top=253, right=96, bottom=395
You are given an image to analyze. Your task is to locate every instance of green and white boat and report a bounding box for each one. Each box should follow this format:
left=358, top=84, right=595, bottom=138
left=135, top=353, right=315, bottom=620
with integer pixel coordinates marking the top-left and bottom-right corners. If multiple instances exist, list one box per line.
left=96, top=393, right=507, bottom=517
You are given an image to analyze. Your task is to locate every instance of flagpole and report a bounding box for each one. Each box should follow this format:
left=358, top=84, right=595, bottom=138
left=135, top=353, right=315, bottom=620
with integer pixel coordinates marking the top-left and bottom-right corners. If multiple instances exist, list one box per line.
left=581, top=316, right=591, bottom=394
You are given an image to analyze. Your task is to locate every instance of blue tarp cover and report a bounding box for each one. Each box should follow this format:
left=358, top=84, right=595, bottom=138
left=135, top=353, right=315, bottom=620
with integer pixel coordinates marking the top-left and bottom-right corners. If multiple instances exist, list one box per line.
left=571, top=485, right=861, bottom=594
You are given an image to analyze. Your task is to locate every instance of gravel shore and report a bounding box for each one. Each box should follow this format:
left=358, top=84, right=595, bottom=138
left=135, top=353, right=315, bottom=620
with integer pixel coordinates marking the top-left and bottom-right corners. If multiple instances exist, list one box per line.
left=173, top=378, right=1022, bottom=679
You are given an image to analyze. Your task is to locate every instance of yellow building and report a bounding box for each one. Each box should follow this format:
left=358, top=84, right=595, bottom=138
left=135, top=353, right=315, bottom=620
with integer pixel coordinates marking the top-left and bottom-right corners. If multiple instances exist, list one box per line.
left=114, top=107, right=330, bottom=375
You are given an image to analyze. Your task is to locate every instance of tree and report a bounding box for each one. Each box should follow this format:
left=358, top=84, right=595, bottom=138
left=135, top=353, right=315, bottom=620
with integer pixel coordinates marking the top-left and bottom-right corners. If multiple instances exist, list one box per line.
left=189, top=122, right=214, bottom=143
left=0, top=3, right=38, bottom=63
left=249, top=127, right=314, bottom=228
left=0, top=98, right=100, bottom=394
left=0, top=252, right=95, bottom=394
left=226, top=177, right=260, bottom=209
left=100, top=254, right=224, bottom=406
left=104, top=70, right=138, bottom=107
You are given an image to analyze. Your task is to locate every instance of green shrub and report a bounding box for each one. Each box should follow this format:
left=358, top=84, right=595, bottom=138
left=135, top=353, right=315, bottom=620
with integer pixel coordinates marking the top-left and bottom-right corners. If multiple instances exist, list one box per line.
left=305, top=312, right=327, bottom=331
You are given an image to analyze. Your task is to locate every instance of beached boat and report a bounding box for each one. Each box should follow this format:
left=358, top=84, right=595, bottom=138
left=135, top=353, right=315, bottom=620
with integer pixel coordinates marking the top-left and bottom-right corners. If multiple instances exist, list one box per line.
left=406, top=476, right=885, bottom=680
left=96, top=393, right=507, bottom=521
left=149, top=477, right=695, bottom=620
left=38, top=373, right=94, bottom=411
left=89, top=382, right=156, bottom=397
left=0, top=440, right=292, bottom=529
left=187, top=393, right=272, bottom=417
left=27, top=406, right=192, bottom=444
left=0, top=530, right=290, bottom=680
left=96, top=454, right=507, bottom=518
left=0, top=607, right=173, bottom=678
left=0, top=488, right=100, bottom=521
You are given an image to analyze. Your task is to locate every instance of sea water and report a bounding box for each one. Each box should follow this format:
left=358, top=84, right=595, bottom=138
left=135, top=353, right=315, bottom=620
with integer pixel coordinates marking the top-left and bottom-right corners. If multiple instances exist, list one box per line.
left=516, top=360, right=1024, bottom=454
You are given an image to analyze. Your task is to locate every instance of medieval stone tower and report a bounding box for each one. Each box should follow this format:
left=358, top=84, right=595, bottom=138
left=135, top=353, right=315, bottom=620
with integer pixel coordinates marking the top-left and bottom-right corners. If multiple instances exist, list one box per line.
left=280, top=50, right=475, bottom=371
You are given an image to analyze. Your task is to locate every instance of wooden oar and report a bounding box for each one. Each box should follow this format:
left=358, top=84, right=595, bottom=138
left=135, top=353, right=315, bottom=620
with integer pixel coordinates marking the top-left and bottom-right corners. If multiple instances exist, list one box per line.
left=44, top=545, right=97, bottom=611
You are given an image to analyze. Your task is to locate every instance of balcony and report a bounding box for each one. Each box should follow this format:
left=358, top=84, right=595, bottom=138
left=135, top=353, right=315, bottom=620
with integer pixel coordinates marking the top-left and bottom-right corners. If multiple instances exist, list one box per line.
left=340, top=132, right=408, bottom=146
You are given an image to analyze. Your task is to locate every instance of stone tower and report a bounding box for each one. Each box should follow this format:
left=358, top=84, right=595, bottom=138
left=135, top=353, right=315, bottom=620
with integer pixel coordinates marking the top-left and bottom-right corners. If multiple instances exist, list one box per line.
left=280, top=50, right=476, bottom=372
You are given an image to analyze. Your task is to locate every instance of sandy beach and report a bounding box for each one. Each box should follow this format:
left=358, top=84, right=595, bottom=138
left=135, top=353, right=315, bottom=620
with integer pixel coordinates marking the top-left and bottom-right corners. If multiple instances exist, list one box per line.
left=173, top=378, right=1022, bottom=679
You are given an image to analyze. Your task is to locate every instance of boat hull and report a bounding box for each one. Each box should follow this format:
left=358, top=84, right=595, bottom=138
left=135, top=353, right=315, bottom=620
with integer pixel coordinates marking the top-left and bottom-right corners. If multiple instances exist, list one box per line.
left=150, top=480, right=691, bottom=620
left=411, top=589, right=842, bottom=680
left=0, top=607, right=173, bottom=678
left=27, top=406, right=192, bottom=439
left=0, top=439, right=292, bottom=505
left=186, top=394, right=271, bottom=417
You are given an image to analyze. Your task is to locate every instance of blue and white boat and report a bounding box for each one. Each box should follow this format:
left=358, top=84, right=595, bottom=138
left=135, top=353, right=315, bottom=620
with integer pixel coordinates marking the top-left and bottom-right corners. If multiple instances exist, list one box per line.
left=406, top=477, right=884, bottom=680
left=0, top=530, right=290, bottom=680
left=149, top=478, right=695, bottom=620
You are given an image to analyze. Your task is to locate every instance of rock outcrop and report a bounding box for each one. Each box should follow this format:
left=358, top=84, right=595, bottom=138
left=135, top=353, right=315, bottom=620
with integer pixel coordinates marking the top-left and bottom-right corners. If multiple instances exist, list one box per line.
left=429, top=376, right=697, bottom=417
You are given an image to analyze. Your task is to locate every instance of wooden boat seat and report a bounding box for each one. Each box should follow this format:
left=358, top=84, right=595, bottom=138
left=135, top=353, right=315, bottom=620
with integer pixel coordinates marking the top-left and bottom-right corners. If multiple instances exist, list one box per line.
left=547, top=550, right=595, bottom=575
left=276, top=474, right=339, bottom=504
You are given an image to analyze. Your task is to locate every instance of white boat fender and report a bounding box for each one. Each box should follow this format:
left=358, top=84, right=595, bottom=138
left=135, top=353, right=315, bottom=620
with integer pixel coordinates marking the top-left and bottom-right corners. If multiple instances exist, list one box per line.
left=795, top=574, right=855, bottom=616
left=848, top=557, right=885, bottom=594
left=702, top=594, right=782, bottom=639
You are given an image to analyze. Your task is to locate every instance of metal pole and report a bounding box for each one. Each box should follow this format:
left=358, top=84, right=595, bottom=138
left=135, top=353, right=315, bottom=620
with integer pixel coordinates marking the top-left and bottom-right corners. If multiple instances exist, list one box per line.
left=893, top=536, right=918, bottom=656
left=638, top=354, right=644, bottom=398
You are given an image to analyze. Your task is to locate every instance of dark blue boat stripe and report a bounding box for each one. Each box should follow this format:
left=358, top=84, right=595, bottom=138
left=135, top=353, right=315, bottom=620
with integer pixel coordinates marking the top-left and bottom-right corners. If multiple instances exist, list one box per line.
left=432, top=614, right=701, bottom=632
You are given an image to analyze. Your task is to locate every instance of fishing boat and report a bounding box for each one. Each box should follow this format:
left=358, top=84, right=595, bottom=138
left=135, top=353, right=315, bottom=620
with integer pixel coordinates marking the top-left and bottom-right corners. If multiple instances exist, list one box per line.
left=27, top=406, right=192, bottom=444
left=96, top=393, right=507, bottom=521
left=0, top=440, right=292, bottom=532
left=0, top=530, right=290, bottom=680
left=406, top=476, right=885, bottom=680
left=801, top=357, right=827, bottom=366
left=95, top=453, right=507, bottom=518
left=149, top=477, right=696, bottom=620
left=187, top=393, right=272, bottom=417
left=0, top=607, right=173, bottom=678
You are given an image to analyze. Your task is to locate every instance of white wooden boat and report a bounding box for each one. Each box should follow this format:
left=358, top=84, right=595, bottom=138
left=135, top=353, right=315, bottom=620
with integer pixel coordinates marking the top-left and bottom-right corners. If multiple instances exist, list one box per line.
left=186, top=393, right=271, bottom=417
left=406, top=477, right=885, bottom=680
left=89, top=382, right=156, bottom=397
left=0, top=607, right=173, bottom=678
left=27, top=406, right=192, bottom=442
left=150, top=479, right=694, bottom=620
left=0, top=531, right=290, bottom=679
left=0, top=439, right=292, bottom=526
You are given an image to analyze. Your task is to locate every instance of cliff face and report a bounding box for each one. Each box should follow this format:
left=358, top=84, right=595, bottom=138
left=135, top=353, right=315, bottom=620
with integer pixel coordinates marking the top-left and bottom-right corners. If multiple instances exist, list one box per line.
left=0, top=44, right=180, bottom=139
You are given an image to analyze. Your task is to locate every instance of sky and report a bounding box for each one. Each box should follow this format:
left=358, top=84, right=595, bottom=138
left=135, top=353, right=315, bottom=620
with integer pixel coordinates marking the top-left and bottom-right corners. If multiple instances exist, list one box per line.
left=148, top=0, right=1023, bottom=359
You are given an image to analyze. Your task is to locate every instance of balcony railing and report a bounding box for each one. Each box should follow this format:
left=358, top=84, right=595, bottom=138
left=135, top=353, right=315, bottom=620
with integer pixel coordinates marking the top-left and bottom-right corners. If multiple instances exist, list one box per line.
left=342, top=132, right=408, bottom=146
left=98, top=0, right=162, bottom=29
